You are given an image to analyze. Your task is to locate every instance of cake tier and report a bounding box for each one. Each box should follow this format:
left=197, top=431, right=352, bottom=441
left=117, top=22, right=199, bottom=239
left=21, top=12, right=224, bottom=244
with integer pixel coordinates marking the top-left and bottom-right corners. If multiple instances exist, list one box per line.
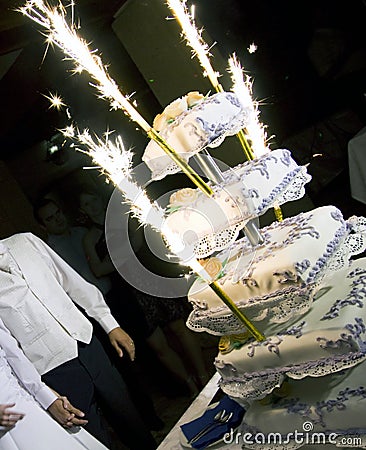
left=215, top=258, right=366, bottom=402
left=187, top=207, right=366, bottom=335
left=142, top=91, right=252, bottom=180
left=164, top=149, right=311, bottom=258
left=238, top=360, right=366, bottom=449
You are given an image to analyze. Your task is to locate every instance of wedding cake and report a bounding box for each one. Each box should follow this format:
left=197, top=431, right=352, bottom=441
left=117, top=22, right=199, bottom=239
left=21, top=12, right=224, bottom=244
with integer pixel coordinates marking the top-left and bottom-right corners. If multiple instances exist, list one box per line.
left=164, top=148, right=311, bottom=258
left=142, top=91, right=253, bottom=180
left=22, top=1, right=366, bottom=446
left=233, top=259, right=366, bottom=448
left=186, top=206, right=365, bottom=334
left=143, top=90, right=366, bottom=448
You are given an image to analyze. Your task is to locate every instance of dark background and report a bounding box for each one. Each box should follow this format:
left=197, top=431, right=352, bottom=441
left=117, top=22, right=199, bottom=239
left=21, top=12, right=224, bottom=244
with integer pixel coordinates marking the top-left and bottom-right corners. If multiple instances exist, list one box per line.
left=0, top=0, right=365, bottom=236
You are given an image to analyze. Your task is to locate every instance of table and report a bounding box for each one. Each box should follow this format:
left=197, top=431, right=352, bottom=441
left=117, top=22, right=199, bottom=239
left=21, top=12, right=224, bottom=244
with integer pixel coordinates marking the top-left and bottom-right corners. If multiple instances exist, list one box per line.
left=157, top=373, right=221, bottom=450
left=348, top=125, right=366, bottom=204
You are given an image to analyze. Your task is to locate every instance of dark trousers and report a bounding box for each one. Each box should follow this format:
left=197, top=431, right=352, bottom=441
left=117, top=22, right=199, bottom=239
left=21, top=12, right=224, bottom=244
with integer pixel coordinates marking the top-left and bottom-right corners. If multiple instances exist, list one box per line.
left=42, top=335, right=157, bottom=450
left=91, top=319, right=162, bottom=430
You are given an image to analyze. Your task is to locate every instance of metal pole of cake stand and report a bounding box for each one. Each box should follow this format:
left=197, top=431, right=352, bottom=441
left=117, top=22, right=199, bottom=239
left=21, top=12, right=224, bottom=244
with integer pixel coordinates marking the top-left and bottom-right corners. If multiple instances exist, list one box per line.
left=193, top=150, right=264, bottom=246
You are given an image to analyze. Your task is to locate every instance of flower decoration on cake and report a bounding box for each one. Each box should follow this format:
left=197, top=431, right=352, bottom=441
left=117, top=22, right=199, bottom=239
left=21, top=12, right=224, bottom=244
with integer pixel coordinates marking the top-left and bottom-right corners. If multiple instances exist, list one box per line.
left=167, top=187, right=200, bottom=214
left=152, top=91, right=205, bottom=131
left=199, top=256, right=226, bottom=281
left=219, top=332, right=252, bottom=354
left=169, top=187, right=199, bottom=207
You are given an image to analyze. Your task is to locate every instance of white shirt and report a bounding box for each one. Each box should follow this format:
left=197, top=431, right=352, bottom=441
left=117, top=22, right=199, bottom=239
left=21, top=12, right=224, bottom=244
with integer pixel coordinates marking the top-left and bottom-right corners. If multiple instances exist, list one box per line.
left=0, top=317, right=56, bottom=410
left=0, top=233, right=119, bottom=375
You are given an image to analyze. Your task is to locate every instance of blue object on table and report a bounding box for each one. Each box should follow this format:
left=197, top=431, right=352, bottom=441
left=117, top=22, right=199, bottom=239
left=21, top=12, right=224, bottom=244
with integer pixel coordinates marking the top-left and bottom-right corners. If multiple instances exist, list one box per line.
left=180, top=395, right=245, bottom=449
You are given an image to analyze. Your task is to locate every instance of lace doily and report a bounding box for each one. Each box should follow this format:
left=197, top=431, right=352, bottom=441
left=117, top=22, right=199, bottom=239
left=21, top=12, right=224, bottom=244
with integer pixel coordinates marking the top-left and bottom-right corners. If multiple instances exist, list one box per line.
left=217, top=352, right=366, bottom=401
left=161, top=149, right=312, bottom=259
left=187, top=285, right=317, bottom=336
left=143, top=92, right=252, bottom=180
left=187, top=212, right=366, bottom=335
left=328, top=216, right=366, bottom=272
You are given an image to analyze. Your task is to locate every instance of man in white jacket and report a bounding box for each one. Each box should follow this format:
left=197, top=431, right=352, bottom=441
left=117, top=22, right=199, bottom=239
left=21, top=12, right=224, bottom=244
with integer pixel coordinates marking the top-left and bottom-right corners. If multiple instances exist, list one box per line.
left=0, top=233, right=156, bottom=450
left=0, top=316, right=108, bottom=449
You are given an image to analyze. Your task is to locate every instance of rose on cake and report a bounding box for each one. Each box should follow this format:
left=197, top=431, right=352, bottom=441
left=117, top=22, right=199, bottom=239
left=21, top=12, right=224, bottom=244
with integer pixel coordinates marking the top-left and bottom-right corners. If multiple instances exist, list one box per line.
left=152, top=91, right=205, bottom=131
left=199, top=256, right=224, bottom=280
left=186, top=91, right=204, bottom=107
left=169, top=187, right=199, bottom=208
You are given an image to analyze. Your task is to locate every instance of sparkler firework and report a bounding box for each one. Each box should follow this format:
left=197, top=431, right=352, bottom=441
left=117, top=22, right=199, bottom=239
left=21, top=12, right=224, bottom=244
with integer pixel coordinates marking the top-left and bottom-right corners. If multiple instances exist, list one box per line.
left=165, top=0, right=258, bottom=161
left=165, top=0, right=221, bottom=89
left=66, top=125, right=265, bottom=341
left=20, top=0, right=265, bottom=341
left=228, top=54, right=269, bottom=158
left=19, top=0, right=212, bottom=195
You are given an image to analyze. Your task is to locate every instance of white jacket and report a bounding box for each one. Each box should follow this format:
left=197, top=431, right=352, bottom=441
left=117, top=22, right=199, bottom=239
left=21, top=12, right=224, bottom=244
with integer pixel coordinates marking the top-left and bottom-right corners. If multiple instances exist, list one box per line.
left=0, top=233, right=119, bottom=375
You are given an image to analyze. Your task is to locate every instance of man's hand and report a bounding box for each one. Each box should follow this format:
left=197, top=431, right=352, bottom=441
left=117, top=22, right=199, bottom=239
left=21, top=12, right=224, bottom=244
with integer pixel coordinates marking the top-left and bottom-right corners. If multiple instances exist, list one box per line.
left=47, top=396, right=88, bottom=428
left=0, top=403, right=24, bottom=428
left=108, top=327, right=135, bottom=360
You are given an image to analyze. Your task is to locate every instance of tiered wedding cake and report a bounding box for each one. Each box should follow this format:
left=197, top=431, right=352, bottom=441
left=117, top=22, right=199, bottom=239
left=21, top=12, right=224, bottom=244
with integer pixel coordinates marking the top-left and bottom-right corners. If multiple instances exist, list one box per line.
left=143, top=91, right=366, bottom=448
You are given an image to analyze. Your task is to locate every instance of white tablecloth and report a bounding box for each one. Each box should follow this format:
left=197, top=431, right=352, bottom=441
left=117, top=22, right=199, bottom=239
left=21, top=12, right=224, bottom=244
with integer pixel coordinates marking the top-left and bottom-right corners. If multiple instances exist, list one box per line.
left=157, top=373, right=222, bottom=450
left=348, top=126, right=366, bottom=204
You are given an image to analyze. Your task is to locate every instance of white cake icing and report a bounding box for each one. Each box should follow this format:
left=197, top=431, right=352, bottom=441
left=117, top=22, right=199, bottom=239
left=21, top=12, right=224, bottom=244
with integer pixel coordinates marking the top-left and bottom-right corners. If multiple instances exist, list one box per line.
left=186, top=206, right=366, bottom=335
left=140, top=77, right=366, bottom=443
left=142, top=91, right=252, bottom=180
left=238, top=359, right=366, bottom=449
left=164, top=149, right=311, bottom=258
left=214, top=258, right=366, bottom=401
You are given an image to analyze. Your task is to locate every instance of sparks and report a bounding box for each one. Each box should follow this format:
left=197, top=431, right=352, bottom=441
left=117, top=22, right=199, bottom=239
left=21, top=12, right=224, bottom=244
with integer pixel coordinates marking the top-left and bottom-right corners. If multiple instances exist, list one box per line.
left=20, top=0, right=211, bottom=195
left=62, top=125, right=188, bottom=257
left=228, top=54, right=269, bottom=157
left=43, top=92, right=66, bottom=110
left=22, top=0, right=264, bottom=340
left=166, top=0, right=220, bottom=89
left=247, top=42, right=257, bottom=54
left=19, top=0, right=151, bottom=132
left=190, top=4, right=195, bottom=20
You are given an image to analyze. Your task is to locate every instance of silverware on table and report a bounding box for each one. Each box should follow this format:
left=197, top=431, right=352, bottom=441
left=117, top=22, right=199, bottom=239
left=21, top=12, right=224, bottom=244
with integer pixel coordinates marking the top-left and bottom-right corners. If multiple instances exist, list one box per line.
left=188, top=410, right=233, bottom=445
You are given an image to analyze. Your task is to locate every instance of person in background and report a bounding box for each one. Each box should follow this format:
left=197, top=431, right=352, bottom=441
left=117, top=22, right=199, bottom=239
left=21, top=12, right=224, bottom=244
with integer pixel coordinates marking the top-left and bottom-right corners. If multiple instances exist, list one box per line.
left=79, top=189, right=210, bottom=396
left=33, top=197, right=164, bottom=432
left=0, top=234, right=157, bottom=450
left=33, top=197, right=111, bottom=297
left=0, top=317, right=108, bottom=450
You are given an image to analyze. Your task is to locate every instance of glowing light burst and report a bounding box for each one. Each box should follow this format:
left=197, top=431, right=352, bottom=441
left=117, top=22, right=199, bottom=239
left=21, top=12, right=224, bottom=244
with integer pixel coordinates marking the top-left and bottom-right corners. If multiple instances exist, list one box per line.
left=23, top=0, right=265, bottom=340
left=19, top=0, right=151, bottom=132
left=247, top=43, right=257, bottom=54
left=166, top=0, right=220, bottom=89
left=63, top=126, right=188, bottom=256
left=43, top=91, right=66, bottom=110
left=228, top=54, right=269, bottom=157
left=77, top=130, right=133, bottom=185
left=20, top=0, right=216, bottom=271
left=166, top=0, right=258, bottom=162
